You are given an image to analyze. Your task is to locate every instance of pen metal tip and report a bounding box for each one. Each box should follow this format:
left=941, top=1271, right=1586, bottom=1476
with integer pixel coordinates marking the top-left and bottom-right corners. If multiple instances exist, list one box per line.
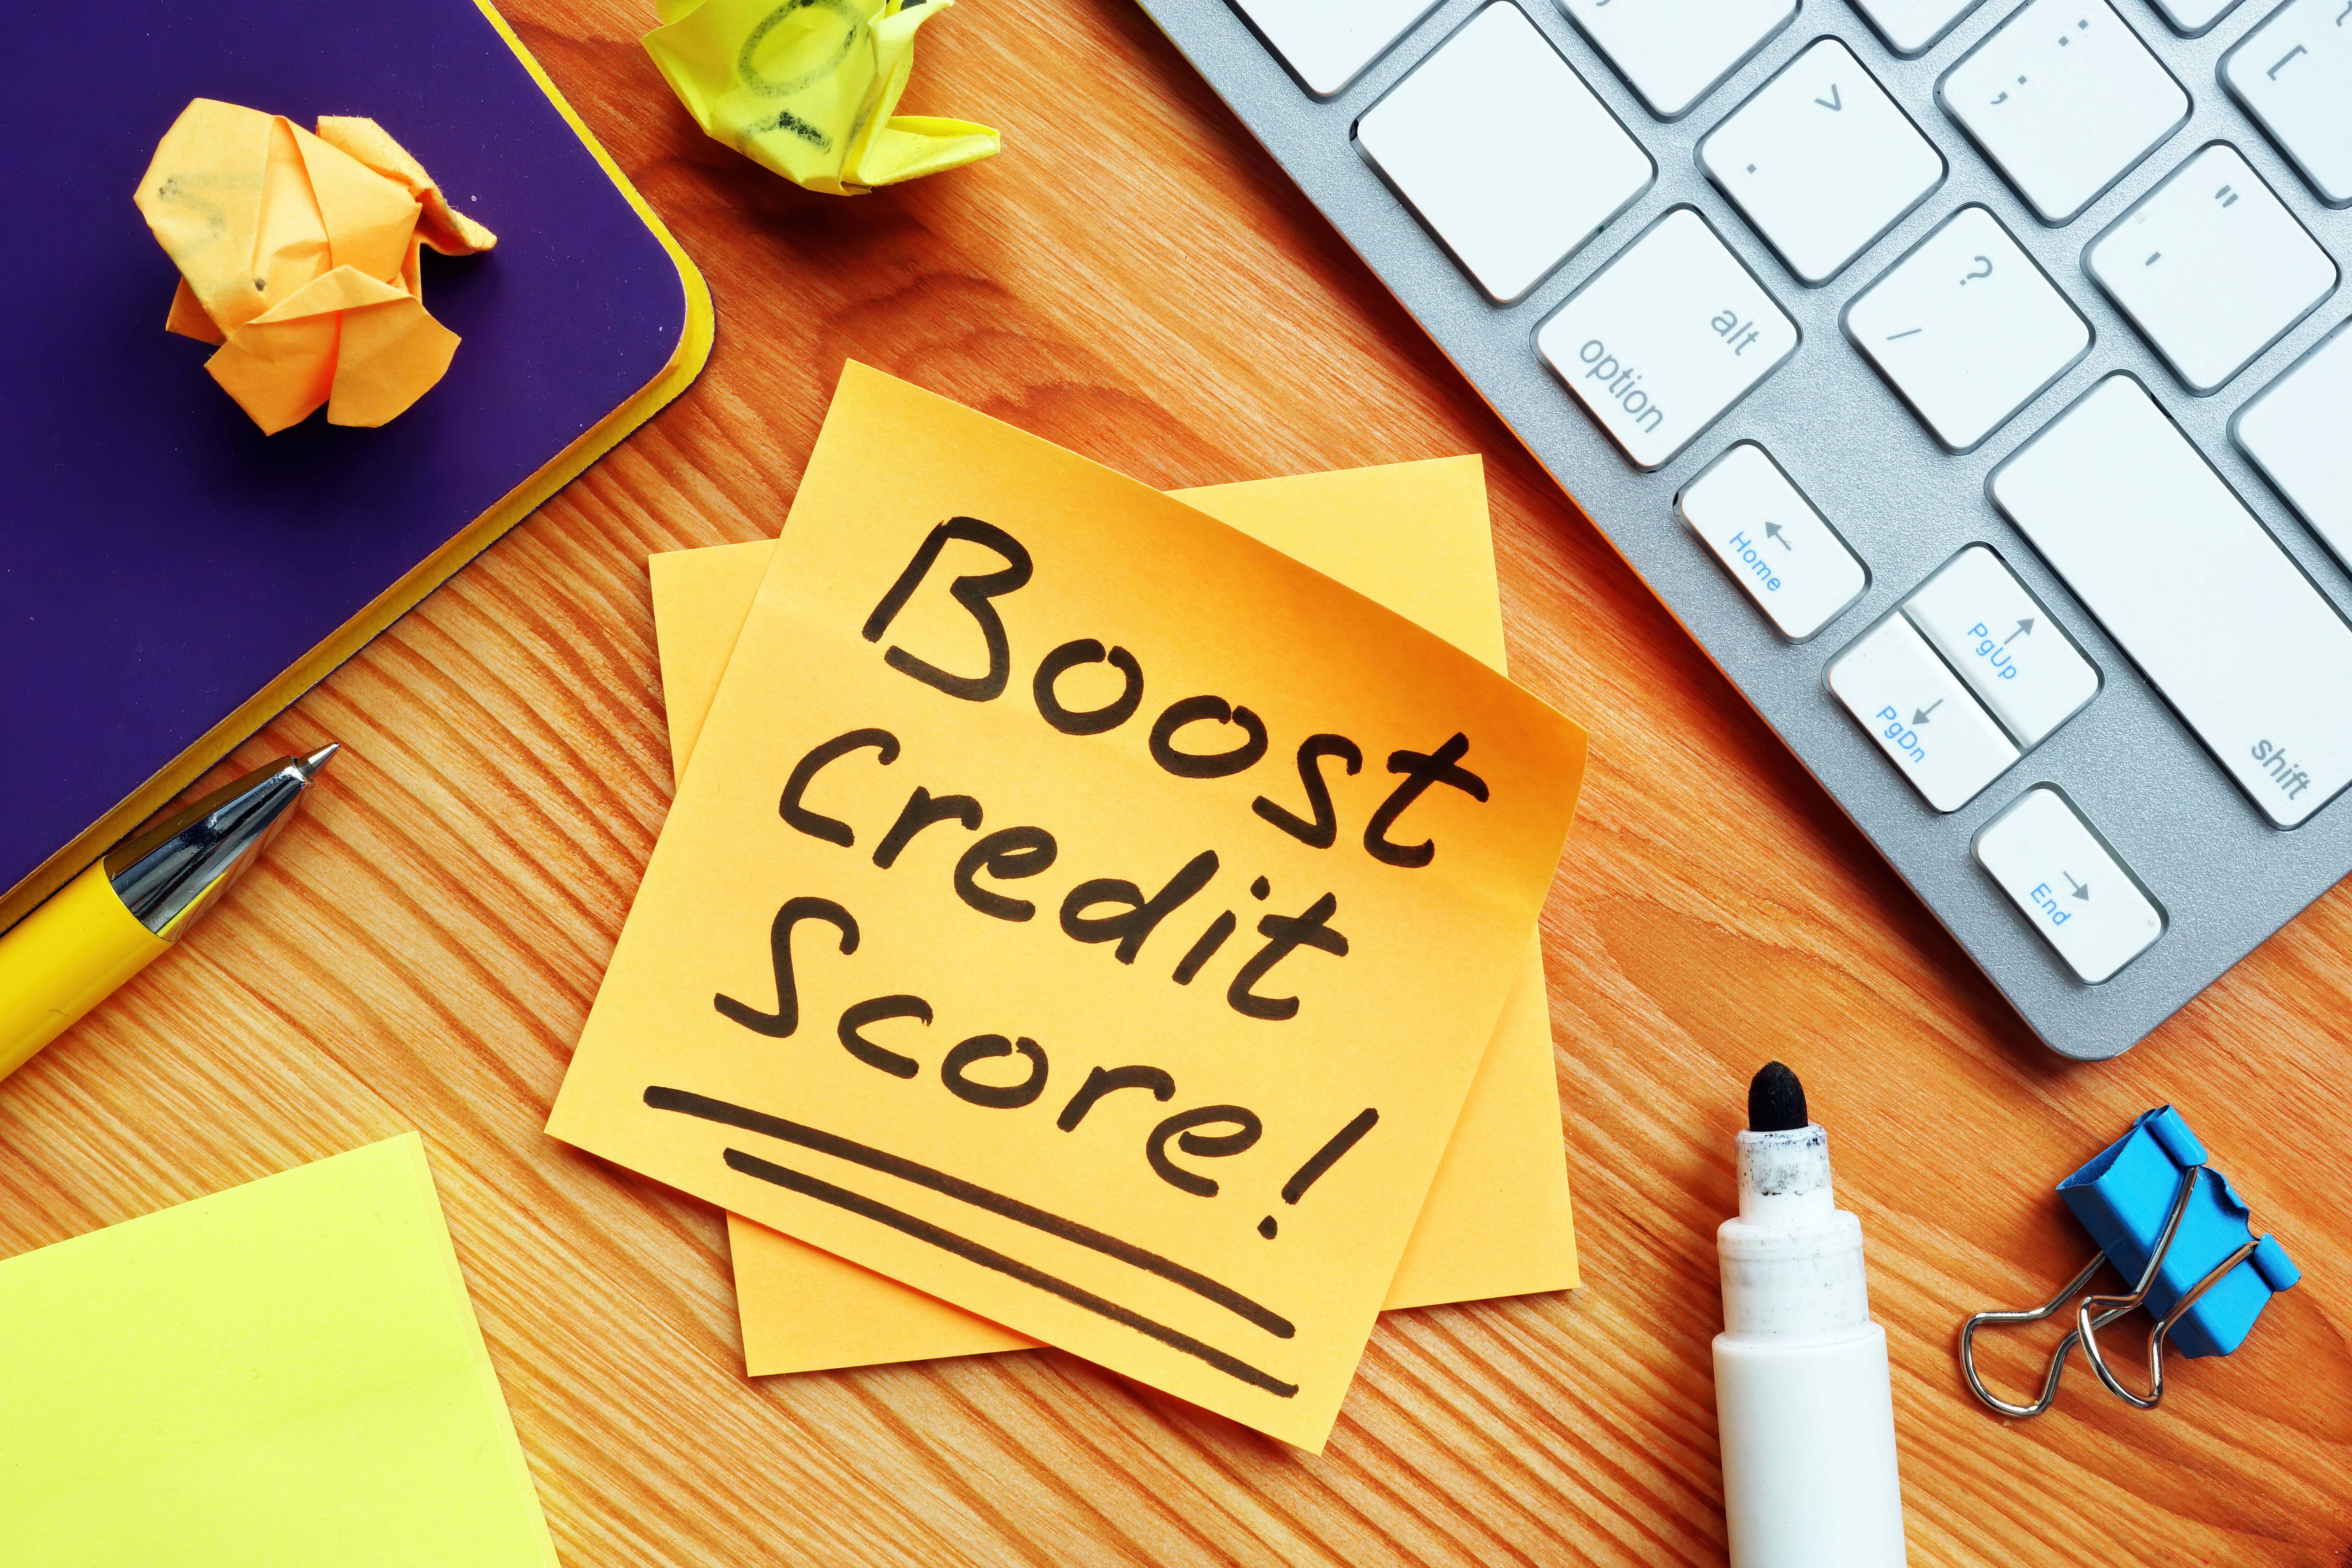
left=298, top=742, right=341, bottom=780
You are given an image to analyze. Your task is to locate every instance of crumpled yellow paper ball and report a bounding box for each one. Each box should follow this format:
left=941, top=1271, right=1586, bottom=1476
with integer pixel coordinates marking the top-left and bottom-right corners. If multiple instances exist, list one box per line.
left=644, top=0, right=1000, bottom=196
left=134, top=99, right=498, bottom=435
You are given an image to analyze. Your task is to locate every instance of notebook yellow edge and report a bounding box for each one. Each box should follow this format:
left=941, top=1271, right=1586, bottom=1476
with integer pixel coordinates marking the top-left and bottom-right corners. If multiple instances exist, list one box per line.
left=0, top=0, right=714, bottom=939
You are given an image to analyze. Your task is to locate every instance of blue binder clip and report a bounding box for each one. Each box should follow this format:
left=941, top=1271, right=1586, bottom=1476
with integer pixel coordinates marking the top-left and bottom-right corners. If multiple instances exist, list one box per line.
left=1960, top=1106, right=2300, bottom=1417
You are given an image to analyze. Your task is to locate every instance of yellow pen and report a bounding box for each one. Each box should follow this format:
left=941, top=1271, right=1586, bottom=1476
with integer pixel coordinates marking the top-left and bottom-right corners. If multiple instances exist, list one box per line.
left=0, top=744, right=337, bottom=1084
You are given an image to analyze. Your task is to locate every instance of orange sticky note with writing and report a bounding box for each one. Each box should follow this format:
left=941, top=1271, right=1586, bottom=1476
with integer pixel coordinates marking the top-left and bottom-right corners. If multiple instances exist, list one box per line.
left=546, top=365, right=1587, bottom=1448
left=649, top=457, right=1580, bottom=1377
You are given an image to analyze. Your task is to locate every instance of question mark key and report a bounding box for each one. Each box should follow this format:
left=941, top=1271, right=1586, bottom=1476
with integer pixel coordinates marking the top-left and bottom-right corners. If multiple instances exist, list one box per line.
left=1844, top=205, right=2092, bottom=450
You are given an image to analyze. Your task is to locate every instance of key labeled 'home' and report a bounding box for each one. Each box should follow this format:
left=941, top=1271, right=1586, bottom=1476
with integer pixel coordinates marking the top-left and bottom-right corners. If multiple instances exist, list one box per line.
left=1679, top=442, right=1867, bottom=638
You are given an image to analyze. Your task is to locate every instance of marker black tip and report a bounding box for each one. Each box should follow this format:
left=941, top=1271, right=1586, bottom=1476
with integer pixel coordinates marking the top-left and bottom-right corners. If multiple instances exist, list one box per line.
left=1716, top=1063, right=1906, bottom=1563
left=1747, top=1060, right=1808, bottom=1133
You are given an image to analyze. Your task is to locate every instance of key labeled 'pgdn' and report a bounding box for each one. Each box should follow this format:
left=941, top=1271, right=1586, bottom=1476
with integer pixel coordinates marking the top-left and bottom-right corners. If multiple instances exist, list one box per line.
left=1875, top=705, right=1927, bottom=763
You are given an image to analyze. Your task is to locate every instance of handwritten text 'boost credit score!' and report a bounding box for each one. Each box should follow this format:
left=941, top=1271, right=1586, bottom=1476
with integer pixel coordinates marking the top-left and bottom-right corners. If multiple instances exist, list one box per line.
left=546, top=365, right=1587, bottom=1449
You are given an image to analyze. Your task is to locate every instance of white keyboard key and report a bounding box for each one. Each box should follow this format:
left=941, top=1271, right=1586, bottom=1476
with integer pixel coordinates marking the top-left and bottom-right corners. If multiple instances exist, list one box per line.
left=2147, top=0, right=2241, bottom=38
left=2235, top=319, right=2352, bottom=566
left=2084, top=144, right=2338, bottom=393
left=1939, top=0, right=2189, bottom=224
left=1851, top=0, right=1990, bottom=57
left=1902, top=545, right=2098, bottom=744
left=2222, top=0, right=2352, bottom=208
left=1234, top=0, right=1445, bottom=96
left=1975, top=787, right=2165, bottom=982
left=1700, top=39, right=1946, bottom=285
left=1991, top=374, right=2352, bottom=827
left=1844, top=205, right=2092, bottom=451
left=1558, top=0, right=1797, bottom=119
left=1828, top=616, right=2022, bottom=810
left=1358, top=4, right=1653, bottom=302
left=1535, top=208, right=1799, bottom=468
left=1679, top=442, right=1869, bottom=637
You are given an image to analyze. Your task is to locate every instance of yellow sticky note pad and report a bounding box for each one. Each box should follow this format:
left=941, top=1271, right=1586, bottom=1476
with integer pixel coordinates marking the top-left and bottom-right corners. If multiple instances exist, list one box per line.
left=549, top=364, right=1587, bottom=1448
left=0, top=1135, right=556, bottom=1567
left=650, top=456, right=1579, bottom=1378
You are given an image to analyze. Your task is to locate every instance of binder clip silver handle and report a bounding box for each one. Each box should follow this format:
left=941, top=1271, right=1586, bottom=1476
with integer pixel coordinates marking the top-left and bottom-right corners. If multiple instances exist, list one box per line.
left=1959, top=1254, right=2133, bottom=1419
left=1961, top=1161, right=2239, bottom=1418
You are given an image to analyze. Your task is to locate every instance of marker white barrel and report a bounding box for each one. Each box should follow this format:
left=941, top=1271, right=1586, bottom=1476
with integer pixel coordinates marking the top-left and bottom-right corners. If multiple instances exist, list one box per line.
left=1713, top=1067, right=1908, bottom=1568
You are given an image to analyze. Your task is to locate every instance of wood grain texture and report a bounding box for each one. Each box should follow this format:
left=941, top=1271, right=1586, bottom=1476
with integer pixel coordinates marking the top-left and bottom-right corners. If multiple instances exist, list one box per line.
left=4, top=0, right=2348, bottom=1561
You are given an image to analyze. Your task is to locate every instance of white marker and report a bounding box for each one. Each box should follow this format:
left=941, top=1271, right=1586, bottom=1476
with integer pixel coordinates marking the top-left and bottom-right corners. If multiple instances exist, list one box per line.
left=1714, top=1062, right=1908, bottom=1567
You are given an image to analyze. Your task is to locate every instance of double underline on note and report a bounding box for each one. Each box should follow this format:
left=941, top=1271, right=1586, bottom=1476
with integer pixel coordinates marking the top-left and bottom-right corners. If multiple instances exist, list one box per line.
left=643, top=1086, right=1301, bottom=1398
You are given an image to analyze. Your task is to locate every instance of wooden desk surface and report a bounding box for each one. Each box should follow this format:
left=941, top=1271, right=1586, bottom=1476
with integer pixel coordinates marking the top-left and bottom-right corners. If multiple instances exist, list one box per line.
left=5, top=1, right=2346, bottom=1561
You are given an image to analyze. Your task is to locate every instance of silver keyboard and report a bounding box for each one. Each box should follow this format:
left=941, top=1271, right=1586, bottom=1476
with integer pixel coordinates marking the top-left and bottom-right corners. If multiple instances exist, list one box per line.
left=1132, top=0, right=2352, bottom=1058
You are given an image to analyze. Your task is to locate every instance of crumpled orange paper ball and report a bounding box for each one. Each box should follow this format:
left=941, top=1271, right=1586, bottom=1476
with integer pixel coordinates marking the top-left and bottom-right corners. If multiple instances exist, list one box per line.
left=134, top=99, right=498, bottom=435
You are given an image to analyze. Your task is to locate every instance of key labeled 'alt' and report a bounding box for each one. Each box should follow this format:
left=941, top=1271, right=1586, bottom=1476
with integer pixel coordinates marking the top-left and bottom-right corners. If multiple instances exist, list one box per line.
left=1537, top=208, right=1797, bottom=470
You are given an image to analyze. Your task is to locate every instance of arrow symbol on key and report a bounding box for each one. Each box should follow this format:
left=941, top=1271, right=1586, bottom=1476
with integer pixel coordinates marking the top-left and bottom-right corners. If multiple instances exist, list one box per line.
left=1913, top=699, right=1943, bottom=725
left=2004, top=618, right=2034, bottom=644
left=1764, top=522, right=1794, bottom=550
left=2065, top=871, right=2091, bottom=901
left=1816, top=83, right=1843, bottom=110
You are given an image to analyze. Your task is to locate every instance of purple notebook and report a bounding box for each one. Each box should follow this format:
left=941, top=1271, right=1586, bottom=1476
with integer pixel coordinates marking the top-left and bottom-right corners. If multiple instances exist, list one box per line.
left=1, top=0, right=701, bottom=917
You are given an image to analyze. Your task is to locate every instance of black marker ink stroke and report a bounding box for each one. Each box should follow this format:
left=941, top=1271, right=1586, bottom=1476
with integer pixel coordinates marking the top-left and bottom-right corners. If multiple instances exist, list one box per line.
left=1282, top=1109, right=1380, bottom=1204
left=723, top=1148, right=1298, bottom=1398
left=645, top=1086, right=1295, bottom=1339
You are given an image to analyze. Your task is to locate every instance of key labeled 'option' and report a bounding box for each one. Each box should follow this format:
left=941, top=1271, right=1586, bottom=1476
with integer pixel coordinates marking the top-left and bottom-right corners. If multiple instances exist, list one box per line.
left=1535, top=207, right=1798, bottom=470
left=1678, top=442, right=1867, bottom=638
left=1901, top=545, right=2097, bottom=746
left=1975, top=785, right=2164, bottom=982
left=1828, top=614, right=2020, bottom=811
